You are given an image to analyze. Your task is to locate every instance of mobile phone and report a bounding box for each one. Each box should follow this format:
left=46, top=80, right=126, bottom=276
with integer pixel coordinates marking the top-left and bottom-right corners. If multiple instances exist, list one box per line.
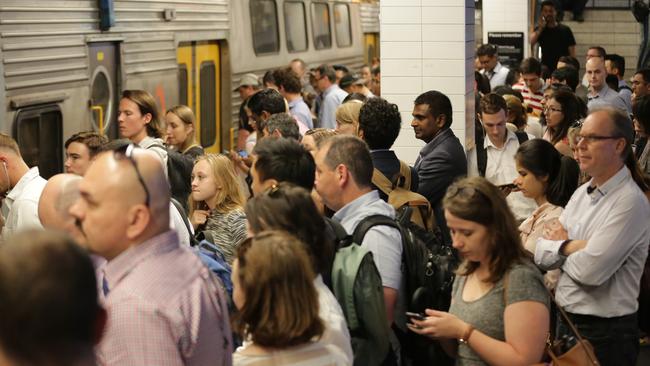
left=238, top=150, right=248, bottom=158
left=405, top=312, right=426, bottom=321
left=498, top=183, right=517, bottom=190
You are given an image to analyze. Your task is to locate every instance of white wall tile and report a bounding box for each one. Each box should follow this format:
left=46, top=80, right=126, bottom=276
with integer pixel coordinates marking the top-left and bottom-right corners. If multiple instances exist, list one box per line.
left=381, top=42, right=422, bottom=59
left=383, top=77, right=423, bottom=94
left=421, top=7, right=465, bottom=25
left=383, top=94, right=419, bottom=112
left=382, top=59, right=423, bottom=77
left=382, top=7, right=422, bottom=24
left=421, top=24, right=466, bottom=42
left=422, top=42, right=465, bottom=59
left=422, top=59, right=466, bottom=77
left=381, top=24, right=422, bottom=42
left=383, top=0, right=421, bottom=6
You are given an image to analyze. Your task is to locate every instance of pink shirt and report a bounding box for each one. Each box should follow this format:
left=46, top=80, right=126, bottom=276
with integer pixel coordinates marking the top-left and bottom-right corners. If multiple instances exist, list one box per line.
left=98, top=230, right=232, bottom=365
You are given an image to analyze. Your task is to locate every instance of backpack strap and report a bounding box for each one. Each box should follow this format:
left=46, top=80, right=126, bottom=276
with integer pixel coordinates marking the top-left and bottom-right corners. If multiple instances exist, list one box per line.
left=170, top=197, right=198, bottom=247
left=476, top=142, right=487, bottom=177
left=619, top=85, right=632, bottom=92
left=352, top=214, right=401, bottom=247
left=372, top=169, right=394, bottom=197
left=514, top=130, right=529, bottom=144
left=398, top=160, right=412, bottom=190
left=324, top=217, right=354, bottom=249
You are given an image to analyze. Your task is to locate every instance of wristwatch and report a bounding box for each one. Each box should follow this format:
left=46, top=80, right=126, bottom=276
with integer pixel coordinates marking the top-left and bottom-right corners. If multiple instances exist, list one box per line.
left=459, top=324, right=474, bottom=345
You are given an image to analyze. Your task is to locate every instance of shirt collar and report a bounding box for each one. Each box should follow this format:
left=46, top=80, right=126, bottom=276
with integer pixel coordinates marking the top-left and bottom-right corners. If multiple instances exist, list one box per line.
left=586, top=165, right=629, bottom=201
left=103, top=230, right=179, bottom=292
left=590, top=84, right=611, bottom=99
left=322, top=84, right=340, bottom=97
left=333, top=190, right=379, bottom=222
left=484, top=129, right=517, bottom=149
left=6, top=167, right=40, bottom=201
left=288, top=97, right=303, bottom=107
left=420, top=128, right=453, bottom=156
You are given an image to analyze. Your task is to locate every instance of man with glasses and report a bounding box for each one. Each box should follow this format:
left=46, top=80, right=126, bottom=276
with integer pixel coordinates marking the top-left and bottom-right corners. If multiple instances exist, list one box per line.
left=477, top=44, right=509, bottom=90
left=536, top=107, right=650, bottom=366
left=69, top=146, right=232, bottom=365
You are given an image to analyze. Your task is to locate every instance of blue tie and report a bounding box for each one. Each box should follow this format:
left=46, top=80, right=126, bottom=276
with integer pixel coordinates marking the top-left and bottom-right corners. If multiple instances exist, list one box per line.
left=102, top=277, right=110, bottom=296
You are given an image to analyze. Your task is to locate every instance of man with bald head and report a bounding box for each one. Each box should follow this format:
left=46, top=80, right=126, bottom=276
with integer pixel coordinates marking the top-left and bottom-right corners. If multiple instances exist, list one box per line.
left=38, top=174, right=85, bottom=244
left=69, top=145, right=232, bottom=365
left=586, top=56, right=628, bottom=113
left=536, top=107, right=650, bottom=365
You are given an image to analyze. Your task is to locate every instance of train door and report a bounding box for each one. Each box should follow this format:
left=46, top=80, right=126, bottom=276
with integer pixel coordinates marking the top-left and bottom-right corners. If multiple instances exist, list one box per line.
left=88, top=42, right=119, bottom=139
left=177, top=42, right=221, bottom=154
left=364, top=33, right=379, bottom=66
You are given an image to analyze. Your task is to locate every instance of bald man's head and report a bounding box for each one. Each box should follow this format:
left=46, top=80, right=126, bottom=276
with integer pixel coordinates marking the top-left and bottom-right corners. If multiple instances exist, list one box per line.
left=586, top=57, right=607, bottom=92
left=39, top=174, right=86, bottom=246
left=69, top=147, right=170, bottom=260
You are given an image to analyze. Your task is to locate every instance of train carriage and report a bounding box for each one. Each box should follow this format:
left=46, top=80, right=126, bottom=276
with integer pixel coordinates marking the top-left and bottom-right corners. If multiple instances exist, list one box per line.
left=0, top=0, right=376, bottom=178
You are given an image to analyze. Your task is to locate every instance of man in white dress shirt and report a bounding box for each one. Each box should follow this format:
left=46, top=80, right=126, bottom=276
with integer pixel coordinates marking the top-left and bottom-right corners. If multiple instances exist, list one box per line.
left=535, top=107, right=650, bottom=366
left=477, top=44, right=510, bottom=91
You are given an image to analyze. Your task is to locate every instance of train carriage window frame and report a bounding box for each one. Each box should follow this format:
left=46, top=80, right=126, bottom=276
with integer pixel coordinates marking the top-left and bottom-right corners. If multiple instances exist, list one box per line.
left=333, top=3, right=352, bottom=48
left=311, top=2, right=332, bottom=50
left=199, top=60, right=217, bottom=148
left=12, top=104, right=63, bottom=179
left=178, top=64, right=189, bottom=107
left=250, top=0, right=280, bottom=55
left=283, top=1, right=308, bottom=53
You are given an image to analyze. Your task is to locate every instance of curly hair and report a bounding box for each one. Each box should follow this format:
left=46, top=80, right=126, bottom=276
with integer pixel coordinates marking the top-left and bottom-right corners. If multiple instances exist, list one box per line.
left=358, top=97, right=401, bottom=149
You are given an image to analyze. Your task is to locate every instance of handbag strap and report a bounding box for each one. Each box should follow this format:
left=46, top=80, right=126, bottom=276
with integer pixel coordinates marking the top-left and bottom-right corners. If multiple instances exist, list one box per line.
left=548, top=289, right=587, bottom=344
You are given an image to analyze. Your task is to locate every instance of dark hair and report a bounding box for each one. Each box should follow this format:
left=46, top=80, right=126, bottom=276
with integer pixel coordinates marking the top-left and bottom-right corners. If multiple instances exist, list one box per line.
left=540, top=0, right=556, bottom=9
left=480, top=93, right=507, bottom=115
left=414, top=90, right=453, bottom=128
left=245, top=183, right=334, bottom=277
left=606, top=74, right=619, bottom=91
left=558, top=55, right=580, bottom=70
left=342, top=92, right=368, bottom=103
left=359, top=98, right=401, bottom=149
left=121, top=89, right=163, bottom=138
left=588, top=46, right=607, bottom=59
left=371, top=66, right=380, bottom=76
left=233, top=231, right=323, bottom=348
left=263, top=69, right=276, bottom=87
left=519, top=57, right=542, bottom=76
left=592, top=107, right=649, bottom=191
left=552, top=67, right=579, bottom=91
left=332, top=64, right=349, bottom=74
left=548, top=90, right=580, bottom=144
left=476, top=44, right=498, bottom=57
left=273, top=67, right=302, bottom=94
left=475, top=71, right=491, bottom=95
left=315, top=64, right=336, bottom=82
left=635, top=68, right=650, bottom=84
left=64, top=131, right=109, bottom=158
left=247, top=88, right=286, bottom=117
left=516, top=139, right=580, bottom=207
left=253, top=137, right=315, bottom=190
left=0, top=230, right=100, bottom=364
left=633, top=94, right=650, bottom=135
left=265, top=113, right=300, bottom=141
left=443, top=177, right=528, bottom=283
left=493, top=85, right=524, bottom=102
left=322, top=135, right=373, bottom=188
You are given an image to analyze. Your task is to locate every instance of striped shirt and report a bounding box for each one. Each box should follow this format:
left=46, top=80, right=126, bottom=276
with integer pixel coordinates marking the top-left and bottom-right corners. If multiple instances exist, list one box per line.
left=513, top=82, right=546, bottom=117
left=98, top=230, right=232, bottom=365
left=200, top=207, right=247, bottom=264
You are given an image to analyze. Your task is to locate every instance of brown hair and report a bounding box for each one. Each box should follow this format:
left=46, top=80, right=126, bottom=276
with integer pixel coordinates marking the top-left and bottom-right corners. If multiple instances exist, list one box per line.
left=121, top=90, right=163, bottom=138
left=305, top=128, right=338, bottom=149
left=165, top=105, right=197, bottom=150
left=335, top=100, right=363, bottom=130
left=443, top=177, right=528, bottom=283
left=322, top=135, right=373, bottom=188
left=232, top=231, right=323, bottom=348
left=64, top=131, right=109, bottom=158
left=188, top=154, right=245, bottom=214
left=480, top=93, right=507, bottom=116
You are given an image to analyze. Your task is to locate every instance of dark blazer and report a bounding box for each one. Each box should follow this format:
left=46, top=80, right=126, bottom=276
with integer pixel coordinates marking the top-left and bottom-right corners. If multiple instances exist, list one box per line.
left=414, top=128, right=467, bottom=236
left=371, top=150, right=419, bottom=201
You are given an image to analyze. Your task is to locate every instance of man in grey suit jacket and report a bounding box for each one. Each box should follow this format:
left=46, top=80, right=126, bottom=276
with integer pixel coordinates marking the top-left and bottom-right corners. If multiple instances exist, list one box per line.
left=411, top=91, right=467, bottom=242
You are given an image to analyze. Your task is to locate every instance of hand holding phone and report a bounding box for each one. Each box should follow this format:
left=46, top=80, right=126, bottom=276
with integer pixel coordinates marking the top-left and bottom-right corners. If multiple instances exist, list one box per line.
left=406, top=311, right=426, bottom=321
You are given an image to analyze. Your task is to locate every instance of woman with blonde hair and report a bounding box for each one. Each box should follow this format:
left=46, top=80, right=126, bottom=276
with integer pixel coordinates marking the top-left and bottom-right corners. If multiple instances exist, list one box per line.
left=165, top=105, right=204, bottom=158
left=408, top=177, right=549, bottom=365
left=189, top=154, right=246, bottom=263
left=335, top=100, right=363, bottom=135
left=232, top=230, right=348, bottom=365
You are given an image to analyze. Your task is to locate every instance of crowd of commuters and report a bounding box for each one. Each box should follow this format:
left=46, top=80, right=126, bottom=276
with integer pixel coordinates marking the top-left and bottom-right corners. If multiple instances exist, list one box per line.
left=0, top=2, right=649, bottom=365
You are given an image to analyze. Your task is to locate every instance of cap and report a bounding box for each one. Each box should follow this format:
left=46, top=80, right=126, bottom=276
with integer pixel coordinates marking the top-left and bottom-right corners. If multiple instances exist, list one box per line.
left=339, top=74, right=359, bottom=89
left=234, top=73, right=260, bottom=91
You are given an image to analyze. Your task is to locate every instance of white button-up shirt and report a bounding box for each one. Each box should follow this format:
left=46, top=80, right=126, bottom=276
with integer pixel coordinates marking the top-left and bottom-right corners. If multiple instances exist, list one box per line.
left=1, top=167, right=46, bottom=241
left=481, top=62, right=510, bottom=90
left=535, top=167, right=650, bottom=317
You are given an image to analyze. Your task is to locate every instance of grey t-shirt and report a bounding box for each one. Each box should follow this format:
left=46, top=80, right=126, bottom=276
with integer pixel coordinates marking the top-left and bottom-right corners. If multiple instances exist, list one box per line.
left=449, top=261, right=549, bottom=366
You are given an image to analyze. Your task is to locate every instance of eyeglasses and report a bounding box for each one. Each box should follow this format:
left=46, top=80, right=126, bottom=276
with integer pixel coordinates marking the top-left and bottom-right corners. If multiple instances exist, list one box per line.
left=575, top=134, right=622, bottom=144
left=114, top=144, right=150, bottom=207
left=545, top=106, right=563, bottom=113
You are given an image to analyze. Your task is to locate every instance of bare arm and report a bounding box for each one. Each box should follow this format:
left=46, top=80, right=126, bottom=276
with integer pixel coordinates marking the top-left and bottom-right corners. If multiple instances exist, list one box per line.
left=383, top=287, right=398, bottom=325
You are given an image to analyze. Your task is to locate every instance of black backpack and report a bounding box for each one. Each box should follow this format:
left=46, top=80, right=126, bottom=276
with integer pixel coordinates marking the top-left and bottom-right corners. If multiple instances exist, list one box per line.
left=151, top=143, right=194, bottom=213
left=353, top=209, right=458, bottom=366
left=476, top=131, right=528, bottom=177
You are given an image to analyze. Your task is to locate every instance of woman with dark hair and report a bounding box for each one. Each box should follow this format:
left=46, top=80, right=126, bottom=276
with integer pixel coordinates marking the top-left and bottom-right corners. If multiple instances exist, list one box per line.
left=543, top=89, right=579, bottom=157
left=633, top=94, right=650, bottom=176
left=514, top=139, right=580, bottom=288
left=244, top=183, right=352, bottom=363
left=119, top=89, right=168, bottom=174
left=408, top=177, right=549, bottom=365
left=232, top=231, right=348, bottom=365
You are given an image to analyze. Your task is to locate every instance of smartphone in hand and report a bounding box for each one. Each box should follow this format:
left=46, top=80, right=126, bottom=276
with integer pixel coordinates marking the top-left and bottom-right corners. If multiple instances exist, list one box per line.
left=406, top=312, right=426, bottom=321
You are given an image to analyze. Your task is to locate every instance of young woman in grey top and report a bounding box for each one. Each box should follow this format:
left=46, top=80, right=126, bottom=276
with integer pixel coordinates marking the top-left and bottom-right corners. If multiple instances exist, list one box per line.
left=408, top=177, right=550, bottom=365
left=189, top=154, right=247, bottom=263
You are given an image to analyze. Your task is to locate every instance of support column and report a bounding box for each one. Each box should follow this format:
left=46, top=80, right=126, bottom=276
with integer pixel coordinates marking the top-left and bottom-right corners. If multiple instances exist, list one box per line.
left=381, top=0, right=475, bottom=164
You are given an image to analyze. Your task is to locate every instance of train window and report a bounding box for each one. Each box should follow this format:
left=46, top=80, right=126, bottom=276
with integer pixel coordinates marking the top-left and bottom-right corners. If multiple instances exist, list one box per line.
left=179, top=64, right=188, bottom=106
left=284, top=2, right=307, bottom=52
left=334, top=3, right=351, bottom=47
left=250, top=0, right=279, bottom=54
left=199, top=61, right=217, bottom=147
left=13, top=105, right=63, bottom=179
left=311, top=2, right=331, bottom=49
